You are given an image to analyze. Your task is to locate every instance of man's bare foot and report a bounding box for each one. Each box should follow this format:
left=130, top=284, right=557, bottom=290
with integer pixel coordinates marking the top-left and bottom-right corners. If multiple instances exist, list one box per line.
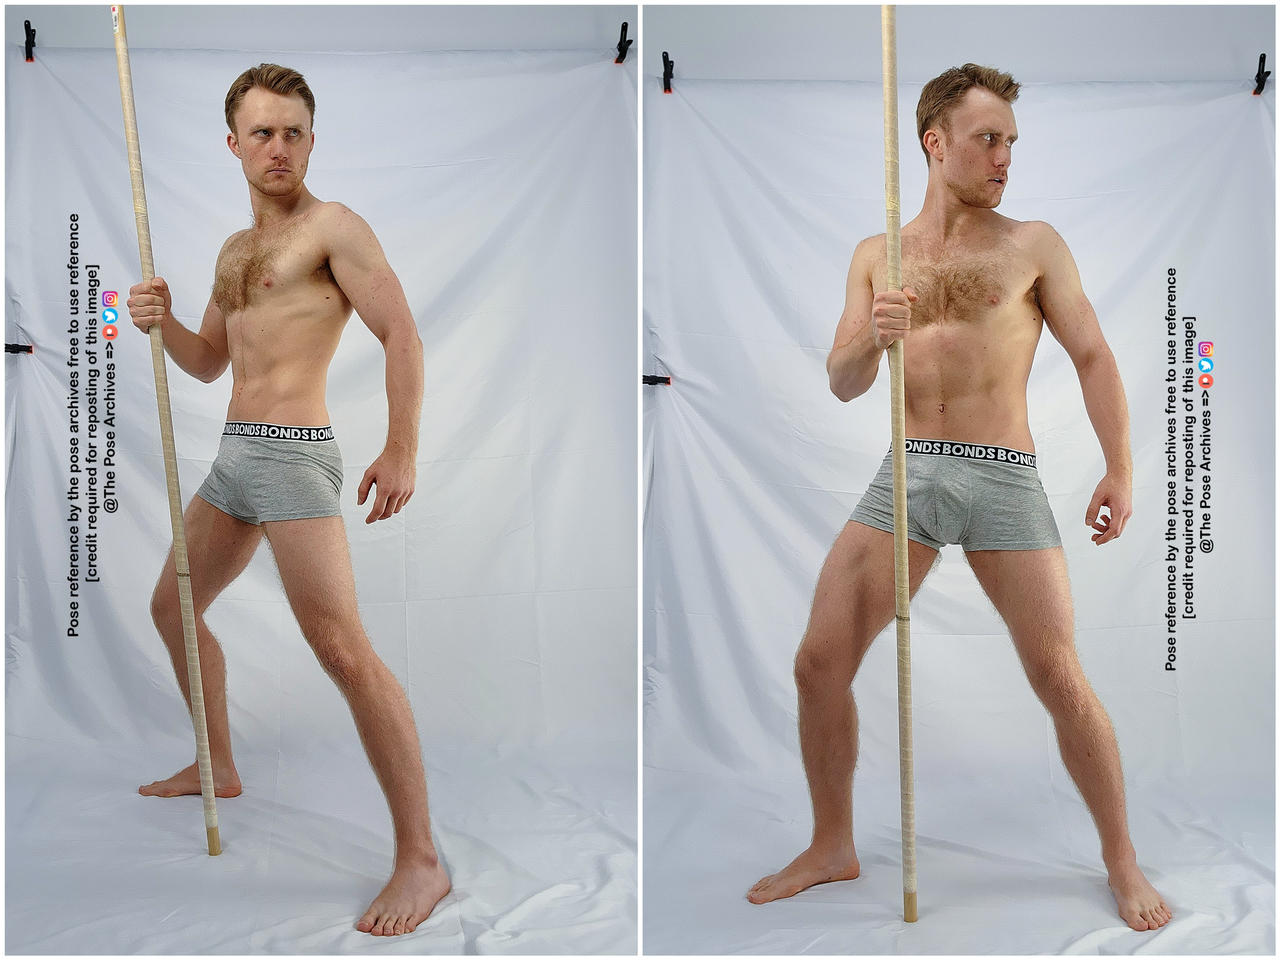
left=138, top=762, right=242, bottom=798
left=1108, top=859, right=1172, bottom=931
left=355, top=857, right=451, bottom=936
left=747, top=842, right=860, bottom=904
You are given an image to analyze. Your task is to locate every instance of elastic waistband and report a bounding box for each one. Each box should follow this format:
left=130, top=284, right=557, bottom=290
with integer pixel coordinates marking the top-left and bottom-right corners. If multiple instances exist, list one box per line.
left=223, top=421, right=335, bottom=442
left=901, top=438, right=1036, bottom=468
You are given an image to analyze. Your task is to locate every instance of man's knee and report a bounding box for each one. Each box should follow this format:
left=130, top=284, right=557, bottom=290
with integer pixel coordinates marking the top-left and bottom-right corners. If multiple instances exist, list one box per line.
left=1027, top=654, right=1092, bottom=718
left=304, top=617, right=376, bottom=689
left=149, top=581, right=179, bottom=635
left=794, top=644, right=854, bottom=699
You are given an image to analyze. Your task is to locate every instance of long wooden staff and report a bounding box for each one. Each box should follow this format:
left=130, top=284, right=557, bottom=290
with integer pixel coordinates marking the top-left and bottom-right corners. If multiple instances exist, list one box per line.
left=880, top=4, right=916, bottom=923
left=111, top=4, right=221, bottom=857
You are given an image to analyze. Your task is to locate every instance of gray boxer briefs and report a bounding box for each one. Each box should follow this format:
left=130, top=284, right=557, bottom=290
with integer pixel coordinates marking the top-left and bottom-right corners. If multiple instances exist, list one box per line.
left=851, top=438, right=1062, bottom=552
left=195, top=421, right=343, bottom=525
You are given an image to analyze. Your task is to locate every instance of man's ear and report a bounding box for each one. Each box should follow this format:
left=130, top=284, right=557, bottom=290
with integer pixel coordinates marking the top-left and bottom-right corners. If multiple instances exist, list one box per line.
left=226, top=132, right=242, bottom=159
left=923, top=129, right=944, bottom=164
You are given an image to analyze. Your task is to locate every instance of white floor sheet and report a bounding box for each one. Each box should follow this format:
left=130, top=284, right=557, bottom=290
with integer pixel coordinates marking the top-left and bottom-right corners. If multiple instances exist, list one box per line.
left=642, top=76, right=1275, bottom=953
left=7, top=36, right=637, bottom=954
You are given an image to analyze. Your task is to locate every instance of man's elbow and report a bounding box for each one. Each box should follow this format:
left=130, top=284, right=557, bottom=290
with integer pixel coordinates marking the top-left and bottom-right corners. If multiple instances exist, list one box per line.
left=198, top=358, right=229, bottom=384
left=383, top=318, right=422, bottom=352
left=1075, top=343, right=1117, bottom=376
left=826, top=355, right=864, bottom=402
left=828, top=374, right=860, bottom=403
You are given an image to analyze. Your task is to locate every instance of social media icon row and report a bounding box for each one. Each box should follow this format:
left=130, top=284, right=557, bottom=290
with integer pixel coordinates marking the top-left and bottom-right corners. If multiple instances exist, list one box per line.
left=102, top=291, right=120, bottom=340
left=1197, top=341, right=1214, bottom=388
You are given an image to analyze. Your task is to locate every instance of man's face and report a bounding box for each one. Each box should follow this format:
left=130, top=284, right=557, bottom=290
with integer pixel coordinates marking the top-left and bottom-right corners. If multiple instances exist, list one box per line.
left=226, top=87, right=314, bottom=199
left=928, top=87, right=1018, bottom=209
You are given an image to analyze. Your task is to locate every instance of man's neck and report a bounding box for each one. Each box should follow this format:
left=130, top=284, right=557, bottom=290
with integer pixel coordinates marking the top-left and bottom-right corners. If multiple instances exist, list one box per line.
left=913, top=174, right=997, bottom=241
left=249, top=185, right=316, bottom=229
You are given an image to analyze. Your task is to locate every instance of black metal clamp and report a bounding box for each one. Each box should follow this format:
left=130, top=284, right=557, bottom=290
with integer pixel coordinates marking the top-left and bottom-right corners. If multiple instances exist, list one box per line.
left=1253, top=54, right=1270, bottom=95
left=615, top=22, right=633, bottom=64
left=24, top=20, right=36, bottom=63
left=662, top=51, right=674, bottom=93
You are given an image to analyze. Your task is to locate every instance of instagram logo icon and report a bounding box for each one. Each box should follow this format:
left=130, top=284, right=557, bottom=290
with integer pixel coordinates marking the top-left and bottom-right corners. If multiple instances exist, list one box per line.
left=1197, top=341, right=1213, bottom=357
left=103, top=291, right=119, bottom=308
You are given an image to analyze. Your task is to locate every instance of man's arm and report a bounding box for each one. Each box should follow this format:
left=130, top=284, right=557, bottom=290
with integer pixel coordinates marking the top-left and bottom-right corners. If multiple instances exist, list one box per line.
left=126, top=278, right=230, bottom=383
left=324, top=203, right=424, bottom=524
left=827, top=235, right=917, bottom=402
left=1032, top=221, right=1132, bottom=544
left=827, top=237, right=883, bottom=401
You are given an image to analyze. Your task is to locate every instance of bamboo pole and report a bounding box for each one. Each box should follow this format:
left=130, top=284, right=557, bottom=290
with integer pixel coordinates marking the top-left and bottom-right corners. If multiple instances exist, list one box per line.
left=880, top=4, right=916, bottom=923
left=110, top=4, right=221, bottom=857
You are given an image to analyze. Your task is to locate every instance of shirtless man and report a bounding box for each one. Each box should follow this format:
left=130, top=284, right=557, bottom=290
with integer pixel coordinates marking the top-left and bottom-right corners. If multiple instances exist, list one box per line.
left=127, top=64, right=449, bottom=937
left=746, top=64, right=1172, bottom=932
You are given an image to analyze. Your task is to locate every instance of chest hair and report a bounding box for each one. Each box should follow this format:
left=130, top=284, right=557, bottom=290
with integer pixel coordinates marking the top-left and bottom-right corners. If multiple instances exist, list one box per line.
left=213, top=219, right=330, bottom=313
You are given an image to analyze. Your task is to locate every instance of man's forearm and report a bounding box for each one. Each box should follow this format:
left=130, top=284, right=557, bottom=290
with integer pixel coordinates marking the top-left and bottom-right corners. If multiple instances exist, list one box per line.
left=1079, top=349, right=1132, bottom=477
left=827, top=326, right=883, bottom=402
left=156, top=314, right=221, bottom=383
left=383, top=326, right=424, bottom=457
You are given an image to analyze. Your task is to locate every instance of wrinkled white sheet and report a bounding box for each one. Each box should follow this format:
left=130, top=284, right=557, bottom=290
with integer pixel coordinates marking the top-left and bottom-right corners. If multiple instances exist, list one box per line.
left=6, top=37, right=637, bottom=954
left=642, top=77, right=1275, bottom=953
left=9, top=736, right=635, bottom=954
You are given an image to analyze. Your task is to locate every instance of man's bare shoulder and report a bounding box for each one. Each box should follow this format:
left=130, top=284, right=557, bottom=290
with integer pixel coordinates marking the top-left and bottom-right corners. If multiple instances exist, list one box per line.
left=1012, top=217, right=1065, bottom=247
left=850, top=233, right=886, bottom=271
left=313, top=201, right=374, bottom=234
left=1010, top=219, right=1075, bottom=275
left=856, top=233, right=887, bottom=254
left=214, top=228, right=251, bottom=262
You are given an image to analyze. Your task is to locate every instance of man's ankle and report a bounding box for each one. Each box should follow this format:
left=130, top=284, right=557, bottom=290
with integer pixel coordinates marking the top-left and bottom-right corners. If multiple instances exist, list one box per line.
left=395, top=845, right=440, bottom=869
left=1102, top=844, right=1138, bottom=869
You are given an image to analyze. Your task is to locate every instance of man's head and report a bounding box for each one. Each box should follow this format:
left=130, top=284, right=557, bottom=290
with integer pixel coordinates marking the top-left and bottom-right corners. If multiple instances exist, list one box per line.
left=224, top=64, right=316, bottom=198
left=225, top=63, right=315, bottom=135
left=916, top=64, right=1020, bottom=208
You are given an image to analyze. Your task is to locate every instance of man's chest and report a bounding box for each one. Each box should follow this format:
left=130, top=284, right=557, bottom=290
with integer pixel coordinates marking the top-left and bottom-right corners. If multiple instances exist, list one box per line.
left=876, top=237, right=1042, bottom=328
left=213, top=224, right=337, bottom=314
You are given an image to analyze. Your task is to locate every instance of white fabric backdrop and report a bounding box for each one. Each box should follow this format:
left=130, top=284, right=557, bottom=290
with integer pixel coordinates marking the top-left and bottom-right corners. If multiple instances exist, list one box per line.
left=6, top=38, right=636, bottom=954
left=643, top=76, right=1275, bottom=953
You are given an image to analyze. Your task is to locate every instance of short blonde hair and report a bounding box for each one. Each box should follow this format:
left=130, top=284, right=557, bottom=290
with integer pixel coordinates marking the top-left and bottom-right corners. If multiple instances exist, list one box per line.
left=916, top=63, right=1020, bottom=165
left=224, top=63, right=315, bottom=134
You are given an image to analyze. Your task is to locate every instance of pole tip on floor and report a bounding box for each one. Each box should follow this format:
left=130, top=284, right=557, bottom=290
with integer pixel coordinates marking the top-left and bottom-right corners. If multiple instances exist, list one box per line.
left=207, top=826, right=222, bottom=856
left=904, top=890, right=917, bottom=922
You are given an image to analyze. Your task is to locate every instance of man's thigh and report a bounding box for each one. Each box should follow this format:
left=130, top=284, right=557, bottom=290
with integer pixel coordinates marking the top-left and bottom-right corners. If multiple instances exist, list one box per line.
left=801, top=521, right=939, bottom=681
left=155, top=495, right=263, bottom=614
left=964, top=546, right=1079, bottom=682
left=260, top=515, right=362, bottom=637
